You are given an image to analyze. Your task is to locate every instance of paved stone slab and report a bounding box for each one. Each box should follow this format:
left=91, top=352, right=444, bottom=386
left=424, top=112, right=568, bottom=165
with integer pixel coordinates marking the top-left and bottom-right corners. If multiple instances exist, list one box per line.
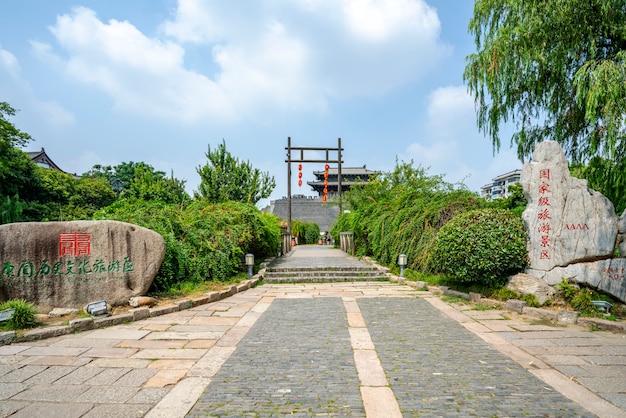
left=11, top=383, right=89, bottom=401
left=187, top=298, right=365, bottom=416
left=358, top=297, right=592, bottom=417
left=84, top=329, right=151, bottom=340
left=9, top=401, right=94, bottom=418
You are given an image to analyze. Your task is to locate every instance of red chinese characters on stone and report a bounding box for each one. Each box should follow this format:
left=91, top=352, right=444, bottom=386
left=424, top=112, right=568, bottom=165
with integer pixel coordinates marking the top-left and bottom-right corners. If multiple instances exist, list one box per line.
left=537, top=168, right=552, bottom=261
left=602, top=267, right=625, bottom=280
left=539, top=169, right=551, bottom=180
left=537, top=209, right=551, bottom=220
left=537, top=223, right=551, bottom=234
left=538, top=181, right=551, bottom=195
left=59, top=233, right=91, bottom=256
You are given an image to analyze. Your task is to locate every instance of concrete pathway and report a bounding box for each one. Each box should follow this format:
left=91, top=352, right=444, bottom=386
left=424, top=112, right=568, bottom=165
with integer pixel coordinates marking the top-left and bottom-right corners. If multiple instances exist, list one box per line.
left=0, top=246, right=624, bottom=417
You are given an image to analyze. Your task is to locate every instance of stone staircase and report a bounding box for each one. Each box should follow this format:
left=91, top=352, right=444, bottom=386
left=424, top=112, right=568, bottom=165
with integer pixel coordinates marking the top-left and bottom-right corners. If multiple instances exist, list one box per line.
left=263, top=265, right=389, bottom=283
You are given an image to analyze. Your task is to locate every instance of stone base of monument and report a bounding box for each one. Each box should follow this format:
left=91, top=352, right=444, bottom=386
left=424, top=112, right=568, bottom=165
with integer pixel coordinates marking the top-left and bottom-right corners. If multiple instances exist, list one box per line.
left=521, top=141, right=626, bottom=304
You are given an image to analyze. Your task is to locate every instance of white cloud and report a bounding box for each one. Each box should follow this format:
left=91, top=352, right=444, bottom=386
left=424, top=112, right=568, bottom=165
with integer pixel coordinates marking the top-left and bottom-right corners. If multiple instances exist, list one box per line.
left=161, top=0, right=226, bottom=43
left=342, top=0, right=439, bottom=42
left=42, top=7, right=233, bottom=123
left=35, top=1, right=448, bottom=123
left=0, top=46, right=20, bottom=78
left=0, top=45, right=75, bottom=129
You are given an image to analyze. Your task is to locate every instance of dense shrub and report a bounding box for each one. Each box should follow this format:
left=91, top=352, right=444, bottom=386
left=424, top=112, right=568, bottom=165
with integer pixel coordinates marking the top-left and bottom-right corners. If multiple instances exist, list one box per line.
left=94, top=199, right=280, bottom=291
left=304, top=222, right=321, bottom=244
left=429, top=208, right=529, bottom=287
left=331, top=162, right=481, bottom=268
left=0, top=299, right=38, bottom=330
left=291, top=220, right=320, bottom=244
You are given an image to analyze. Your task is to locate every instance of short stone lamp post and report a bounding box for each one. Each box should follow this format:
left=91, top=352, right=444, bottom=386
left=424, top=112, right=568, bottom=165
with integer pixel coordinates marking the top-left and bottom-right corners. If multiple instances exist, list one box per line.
left=398, top=254, right=407, bottom=277
left=245, top=253, right=255, bottom=278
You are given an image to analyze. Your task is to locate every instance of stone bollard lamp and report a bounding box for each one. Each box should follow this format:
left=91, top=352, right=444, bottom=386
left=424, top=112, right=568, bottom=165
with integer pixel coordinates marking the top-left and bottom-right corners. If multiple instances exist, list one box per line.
left=245, top=253, right=255, bottom=278
left=398, top=254, right=407, bottom=277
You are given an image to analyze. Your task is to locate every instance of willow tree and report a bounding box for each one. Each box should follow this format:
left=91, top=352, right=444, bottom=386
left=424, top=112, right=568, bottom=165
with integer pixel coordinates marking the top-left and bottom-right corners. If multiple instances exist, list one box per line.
left=464, top=0, right=626, bottom=212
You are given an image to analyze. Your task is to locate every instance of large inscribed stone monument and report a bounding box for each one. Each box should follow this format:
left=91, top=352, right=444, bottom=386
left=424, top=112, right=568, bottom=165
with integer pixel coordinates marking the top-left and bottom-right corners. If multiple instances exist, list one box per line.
left=520, top=141, right=626, bottom=303
left=0, top=220, right=165, bottom=309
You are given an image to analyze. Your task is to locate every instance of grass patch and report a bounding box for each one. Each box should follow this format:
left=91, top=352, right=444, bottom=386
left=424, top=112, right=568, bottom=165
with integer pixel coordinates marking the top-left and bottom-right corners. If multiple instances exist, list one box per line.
left=441, top=295, right=469, bottom=305
left=149, top=274, right=246, bottom=300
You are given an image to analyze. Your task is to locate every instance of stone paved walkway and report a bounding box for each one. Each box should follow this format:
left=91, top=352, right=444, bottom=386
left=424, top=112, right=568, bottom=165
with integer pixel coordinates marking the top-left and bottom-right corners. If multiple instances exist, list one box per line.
left=0, top=246, right=625, bottom=417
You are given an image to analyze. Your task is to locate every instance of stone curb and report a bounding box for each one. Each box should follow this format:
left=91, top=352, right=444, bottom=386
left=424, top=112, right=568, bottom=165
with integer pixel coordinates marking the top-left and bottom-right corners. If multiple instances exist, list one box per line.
left=395, top=280, right=626, bottom=334
left=0, top=276, right=262, bottom=346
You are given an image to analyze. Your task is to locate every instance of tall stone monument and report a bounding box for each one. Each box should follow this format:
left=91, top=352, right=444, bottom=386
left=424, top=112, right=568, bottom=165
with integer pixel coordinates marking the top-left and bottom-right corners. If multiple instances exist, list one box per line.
left=0, top=220, right=165, bottom=310
left=521, top=141, right=626, bottom=303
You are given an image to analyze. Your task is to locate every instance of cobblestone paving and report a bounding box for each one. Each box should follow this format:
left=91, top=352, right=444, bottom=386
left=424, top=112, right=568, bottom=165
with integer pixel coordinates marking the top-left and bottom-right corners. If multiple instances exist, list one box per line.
left=358, top=297, right=593, bottom=417
left=187, top=298, right=365, bottom=417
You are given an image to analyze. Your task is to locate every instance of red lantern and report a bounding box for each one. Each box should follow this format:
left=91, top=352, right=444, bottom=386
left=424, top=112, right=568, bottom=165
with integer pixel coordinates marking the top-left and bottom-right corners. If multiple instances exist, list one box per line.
left=323, top=179, right=328, bottom=186
left=298, top=164, right=302, bottom=171
left=323, top=187, right=328, bottom=194
left=298, top=179, right=302, bottom=186
left=324, top=172, right=328, bottom=179
left=325, top=164, right=329, bottom=171
left=322, top=195, right=327, bottom=202
left=298, top=172, right=303, bottom=178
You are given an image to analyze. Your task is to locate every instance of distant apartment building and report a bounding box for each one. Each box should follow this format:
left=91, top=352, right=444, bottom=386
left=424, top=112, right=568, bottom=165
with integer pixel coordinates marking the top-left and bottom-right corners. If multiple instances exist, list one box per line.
left=480, top=169, right=522, bottom=200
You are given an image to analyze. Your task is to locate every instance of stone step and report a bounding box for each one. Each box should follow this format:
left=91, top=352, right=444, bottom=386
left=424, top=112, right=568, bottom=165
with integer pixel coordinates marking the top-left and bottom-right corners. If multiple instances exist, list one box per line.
left=267, top=266, right=379, bottom=273
left=264, top=270, right=382, bottom=278
left=263, top=275, right=389, bottom=283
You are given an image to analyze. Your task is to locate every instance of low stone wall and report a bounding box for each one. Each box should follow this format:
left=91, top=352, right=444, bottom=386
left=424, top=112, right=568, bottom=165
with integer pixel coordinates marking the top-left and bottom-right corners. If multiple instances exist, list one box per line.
left=0, top=276, right=262, bottom=346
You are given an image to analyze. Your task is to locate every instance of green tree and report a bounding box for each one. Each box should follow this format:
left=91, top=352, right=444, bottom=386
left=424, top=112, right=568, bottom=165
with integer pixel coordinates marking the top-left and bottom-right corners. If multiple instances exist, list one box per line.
left=465, top=0, right=626, bottom=209
left=331, top=161, right=480, bottom=268
left=84, top=162, right=159, bottom=195
left=124, top=165, right=189, bottom=204
left=195, top=140, right=275, bottom=204
left=0, top=102, right=40, bottom=200
left=570, top=158, right=626, bottom=214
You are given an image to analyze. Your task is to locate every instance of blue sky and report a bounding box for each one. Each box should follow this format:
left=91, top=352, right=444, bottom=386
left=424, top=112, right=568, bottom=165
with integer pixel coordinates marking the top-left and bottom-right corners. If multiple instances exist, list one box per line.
left=0, top=0, right=520, bottom=207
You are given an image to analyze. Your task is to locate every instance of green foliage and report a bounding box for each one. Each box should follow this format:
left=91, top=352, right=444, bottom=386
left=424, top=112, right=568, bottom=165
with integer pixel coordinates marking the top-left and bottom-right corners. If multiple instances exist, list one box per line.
left=0, top=299, right=38, bottom=330
left=465, top=0, right=626, bottom=209
left=570, top=157, right=626, bottom=214
left=520, top=293, right=540, bottom=308
left=571, top=288, right=595, bottom=314
left=430, top=208, right=529, bottom=287
left=491, top=287, right=520, bottom=302
left=70, top=177, right=117, bottom=211
left=84, top=162, right=189, bottom=204
left=0, top=102, right=32, bottom=148
left=0, top=195, right=26, bottom=224
left=291, top=220, right=320, bottom=244
left=331, top=161, right=481, bottom=268
left=556, top=279, right=579, bottom=301
left=486, top=183, right=527, bottom=215
left=94, top=199, right=280, bottom=291
left=195, top=140, right=275, bottom=204
left=0, top=103, right=40, bottom=201
left=556, top=279, right=599, bottom=315
left=124, top=165, right=189, bottom=204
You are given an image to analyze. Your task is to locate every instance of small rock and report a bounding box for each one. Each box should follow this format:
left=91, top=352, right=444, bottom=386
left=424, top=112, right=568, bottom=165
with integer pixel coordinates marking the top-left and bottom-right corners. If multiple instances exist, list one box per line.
left=129, top=296, right=157, bottom=308
left=48, top=308, right=80, bottom=318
